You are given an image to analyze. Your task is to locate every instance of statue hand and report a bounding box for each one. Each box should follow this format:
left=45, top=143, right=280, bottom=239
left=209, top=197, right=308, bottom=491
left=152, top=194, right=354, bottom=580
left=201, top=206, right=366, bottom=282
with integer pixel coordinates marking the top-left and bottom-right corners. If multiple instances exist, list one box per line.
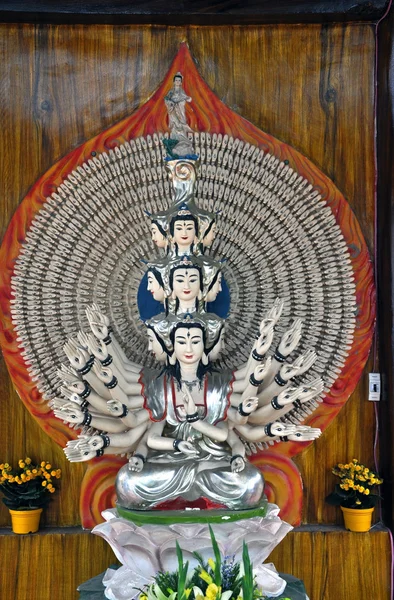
left=59, top=386, right=83, bottom=406
left=76, top=435, right=105, bottom=453
left=182, top=386, right=197, bottom=416
left=255, top=327, right=274, bottom=356
left=277, top=387, right=300, bottom=406
left=278, top=320, right=303, bottom=356
left=254, top=357, right=272, bottom=381
left=231, top=456, right=245, bottom=473
left=107, top=399, right=123, bottom=415
left=260, top=298, right=284, bottom=332
left=279, top=363, right=300, bottom=381
left=128, top=456, right=144, bottom=472
left=89, top=304, right=110, bottom=327
left=86, top=306, right=109, bottom=338
left=242, top=397, right=258, bottom=414
left=86, top=333, right=107, bottom=359
left=270, top=422, right=298, bottom=436
left=178, top=441, right=198, bottom=455
left=297, top=378, right=324, bottom=402
left=64, top=439, right=97, bottom=462
left=63, top=340, right=89, bottom=369
left=293, top=350, right=317, bottom=375
left=287, top=427, right=322, bottom=442
left=90, top=321, right=108, bottom=340
left=53, top=404, right=84, bottom=425
left=77, top=331, right=90, bottom=350
left=92, top=359, right=114, bottom=384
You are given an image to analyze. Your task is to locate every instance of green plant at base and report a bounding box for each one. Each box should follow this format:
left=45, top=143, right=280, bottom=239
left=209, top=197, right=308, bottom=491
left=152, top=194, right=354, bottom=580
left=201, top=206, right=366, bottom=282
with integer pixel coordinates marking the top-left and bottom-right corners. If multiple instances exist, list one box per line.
left=139, top=526, right=294, bottom=600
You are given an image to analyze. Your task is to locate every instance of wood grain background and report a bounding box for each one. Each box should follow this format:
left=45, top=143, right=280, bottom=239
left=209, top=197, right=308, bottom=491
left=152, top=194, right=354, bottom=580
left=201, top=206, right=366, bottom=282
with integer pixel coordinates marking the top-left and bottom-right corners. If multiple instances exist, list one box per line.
left=0, top=526, right=390, bottom=600
left=0, top=23, right=377, bottom=528
left=0, top=20, right=387, bottom=600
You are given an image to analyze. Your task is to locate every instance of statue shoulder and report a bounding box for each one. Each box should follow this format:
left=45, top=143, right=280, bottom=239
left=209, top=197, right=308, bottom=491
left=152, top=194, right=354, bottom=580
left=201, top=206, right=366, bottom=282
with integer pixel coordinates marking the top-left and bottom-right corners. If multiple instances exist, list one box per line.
left=140, top=368, right=168, bottom=422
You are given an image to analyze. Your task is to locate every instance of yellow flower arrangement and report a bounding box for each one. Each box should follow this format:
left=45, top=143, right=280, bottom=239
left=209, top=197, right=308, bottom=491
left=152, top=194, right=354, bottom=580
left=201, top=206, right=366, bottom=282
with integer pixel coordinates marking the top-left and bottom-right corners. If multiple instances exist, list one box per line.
left=326, top=459, right=383, bottom=509
left=0, top=457, right=62, bottom=510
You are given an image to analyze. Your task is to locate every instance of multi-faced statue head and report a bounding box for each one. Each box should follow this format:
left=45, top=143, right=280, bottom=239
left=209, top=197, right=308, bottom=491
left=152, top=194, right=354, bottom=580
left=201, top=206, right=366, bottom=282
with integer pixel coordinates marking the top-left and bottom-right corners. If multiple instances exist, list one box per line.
left=169, top=320, right=210, bottom=386
left=169, top=258, right=203, bottom=312
left=169, top=210, right=198, bottom=254
left=207, top=325, right=225, bottom=361
left=205, top=270, right=222, bottom=303
left=172, top=323, right=205, bottom=367
left=147, top=267, right=166, bottom=303
left=202, top=219, right=217, bottom=249
left=150, top=220, right=167, bottom=249
left=146, top=325, right=169, bottom=363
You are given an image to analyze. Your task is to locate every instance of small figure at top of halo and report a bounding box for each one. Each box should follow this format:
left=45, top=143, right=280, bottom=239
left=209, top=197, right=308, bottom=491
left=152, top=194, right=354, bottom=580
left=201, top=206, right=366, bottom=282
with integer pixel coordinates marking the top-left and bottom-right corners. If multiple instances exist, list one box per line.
left=163, top=72, right=197, bottom=160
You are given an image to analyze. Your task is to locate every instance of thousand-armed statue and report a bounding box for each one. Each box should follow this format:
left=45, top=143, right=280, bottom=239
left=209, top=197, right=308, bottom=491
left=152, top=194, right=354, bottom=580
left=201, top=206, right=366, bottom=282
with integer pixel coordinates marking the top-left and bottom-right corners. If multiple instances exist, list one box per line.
left=51, top=73, right=323, bottom=512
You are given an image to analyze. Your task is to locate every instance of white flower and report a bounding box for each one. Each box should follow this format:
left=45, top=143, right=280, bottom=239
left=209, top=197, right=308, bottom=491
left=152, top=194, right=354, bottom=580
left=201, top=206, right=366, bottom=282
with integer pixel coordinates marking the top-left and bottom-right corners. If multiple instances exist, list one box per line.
left=253, top=563, right=287, bottom=598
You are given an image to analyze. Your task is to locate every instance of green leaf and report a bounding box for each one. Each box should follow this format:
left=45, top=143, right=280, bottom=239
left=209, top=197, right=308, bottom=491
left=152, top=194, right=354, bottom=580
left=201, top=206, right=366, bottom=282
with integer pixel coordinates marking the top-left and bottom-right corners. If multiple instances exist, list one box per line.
left=241, top=542, right=254, bottom=600
left=208, top=525, right=222, bottom=587
left=153, top=583, right=171, bottom=600
left=176, top=541, right=190, bottom=600
left=325, top=492, right=343, bottom=506
left=192, top=552, right=207, bottom=570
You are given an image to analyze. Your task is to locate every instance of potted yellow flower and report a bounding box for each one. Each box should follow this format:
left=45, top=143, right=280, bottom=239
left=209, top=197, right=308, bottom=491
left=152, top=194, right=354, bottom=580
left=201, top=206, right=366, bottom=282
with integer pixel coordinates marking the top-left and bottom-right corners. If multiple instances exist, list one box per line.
left=325, top=459, right=383, bottom=532
left=0, top=457, right=61, bottom=534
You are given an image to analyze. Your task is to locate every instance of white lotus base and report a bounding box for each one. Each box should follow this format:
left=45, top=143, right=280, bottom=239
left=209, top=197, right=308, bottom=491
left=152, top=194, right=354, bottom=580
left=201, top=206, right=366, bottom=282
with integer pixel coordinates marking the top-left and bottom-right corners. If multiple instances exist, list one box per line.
left=92, top=503, right=293, bottom=600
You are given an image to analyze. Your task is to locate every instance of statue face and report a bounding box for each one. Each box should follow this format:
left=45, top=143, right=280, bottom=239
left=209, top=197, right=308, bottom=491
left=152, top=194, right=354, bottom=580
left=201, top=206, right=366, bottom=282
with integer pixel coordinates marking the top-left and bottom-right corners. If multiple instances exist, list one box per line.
left=147, top=329, right=166, bottom=362
left=173, top=220, right=196, bottom=249
left=147, top=272, right=165, bottom=302
left=174, top=327, right=204, bottom=365
left=174, top=76, right=182, bottom=88
left=172, top=268, right=200, bottom=302
left=206, top=272, right=222, bottom=303
left=151, top=223, right=167, bottom=249
left=203, top=222, right=217, bottom=248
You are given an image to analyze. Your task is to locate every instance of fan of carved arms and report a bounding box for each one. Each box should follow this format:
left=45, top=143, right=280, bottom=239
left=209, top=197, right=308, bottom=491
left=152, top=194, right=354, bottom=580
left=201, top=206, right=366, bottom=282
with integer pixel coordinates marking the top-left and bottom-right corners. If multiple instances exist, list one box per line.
left=10, top=133, right=356, bottom=431
left=0, top=44, right=374, bottom=525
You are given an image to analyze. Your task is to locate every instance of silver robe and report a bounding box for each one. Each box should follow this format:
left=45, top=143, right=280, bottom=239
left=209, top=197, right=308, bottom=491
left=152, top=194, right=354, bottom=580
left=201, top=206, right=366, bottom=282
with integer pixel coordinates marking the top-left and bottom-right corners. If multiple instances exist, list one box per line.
left=116, top=371, right=265, bottom=510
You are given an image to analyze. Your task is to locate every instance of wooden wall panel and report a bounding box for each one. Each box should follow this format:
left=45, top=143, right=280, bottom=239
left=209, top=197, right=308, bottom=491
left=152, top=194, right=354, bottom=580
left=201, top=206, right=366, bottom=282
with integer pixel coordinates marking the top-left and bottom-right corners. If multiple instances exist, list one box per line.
left=0, top=527, right=390, bottom=600
left=0, top=23, right=376, bottom=528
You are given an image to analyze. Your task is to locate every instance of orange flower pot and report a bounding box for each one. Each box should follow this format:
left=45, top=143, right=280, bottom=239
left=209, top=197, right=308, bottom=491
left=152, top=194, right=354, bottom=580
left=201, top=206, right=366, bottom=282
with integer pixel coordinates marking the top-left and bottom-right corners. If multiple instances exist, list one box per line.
left=341, top=506, right=374, bottom=532
left=9, top=508, right=43, bottom=534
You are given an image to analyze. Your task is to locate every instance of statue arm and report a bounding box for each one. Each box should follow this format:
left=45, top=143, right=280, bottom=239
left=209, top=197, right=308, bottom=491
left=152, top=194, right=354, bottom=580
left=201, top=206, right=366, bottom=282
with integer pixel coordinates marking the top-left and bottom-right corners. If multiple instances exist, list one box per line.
left=227, top=429, right=245, bottom=458
left=91, top=360, right=144, bottom=408
left=182, top=388, right=228, bottom=442
left=248, top=379, right=324, bottom=425
left=259, top=320, right=303, bottom=387
left=106, top=402, right=150, bottom=428
left=128, top=431, right=150, bottom=472
left=191, top=418, right=228, bottom=442
left=248, top=388, right=300, bottom=424
left=87, top=389, right=112, bottom=413
left=147, top=421, right=198, bottom=455
left=52, top=401, right=130, bottom=433
left=227, top=397, right=258, bottom=425
left=90, top=415, right=131, bottom=433
left=85, top=306, right=141, bottom=372
left=147, top=420, right=172, bottom=450
left=258, top=350, right=317, bottom=405
left=234, top=326, right=274, bottom=383
left=100, top=421, right=148, bottom=448
left=227, top=429, right=246, bottom=473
